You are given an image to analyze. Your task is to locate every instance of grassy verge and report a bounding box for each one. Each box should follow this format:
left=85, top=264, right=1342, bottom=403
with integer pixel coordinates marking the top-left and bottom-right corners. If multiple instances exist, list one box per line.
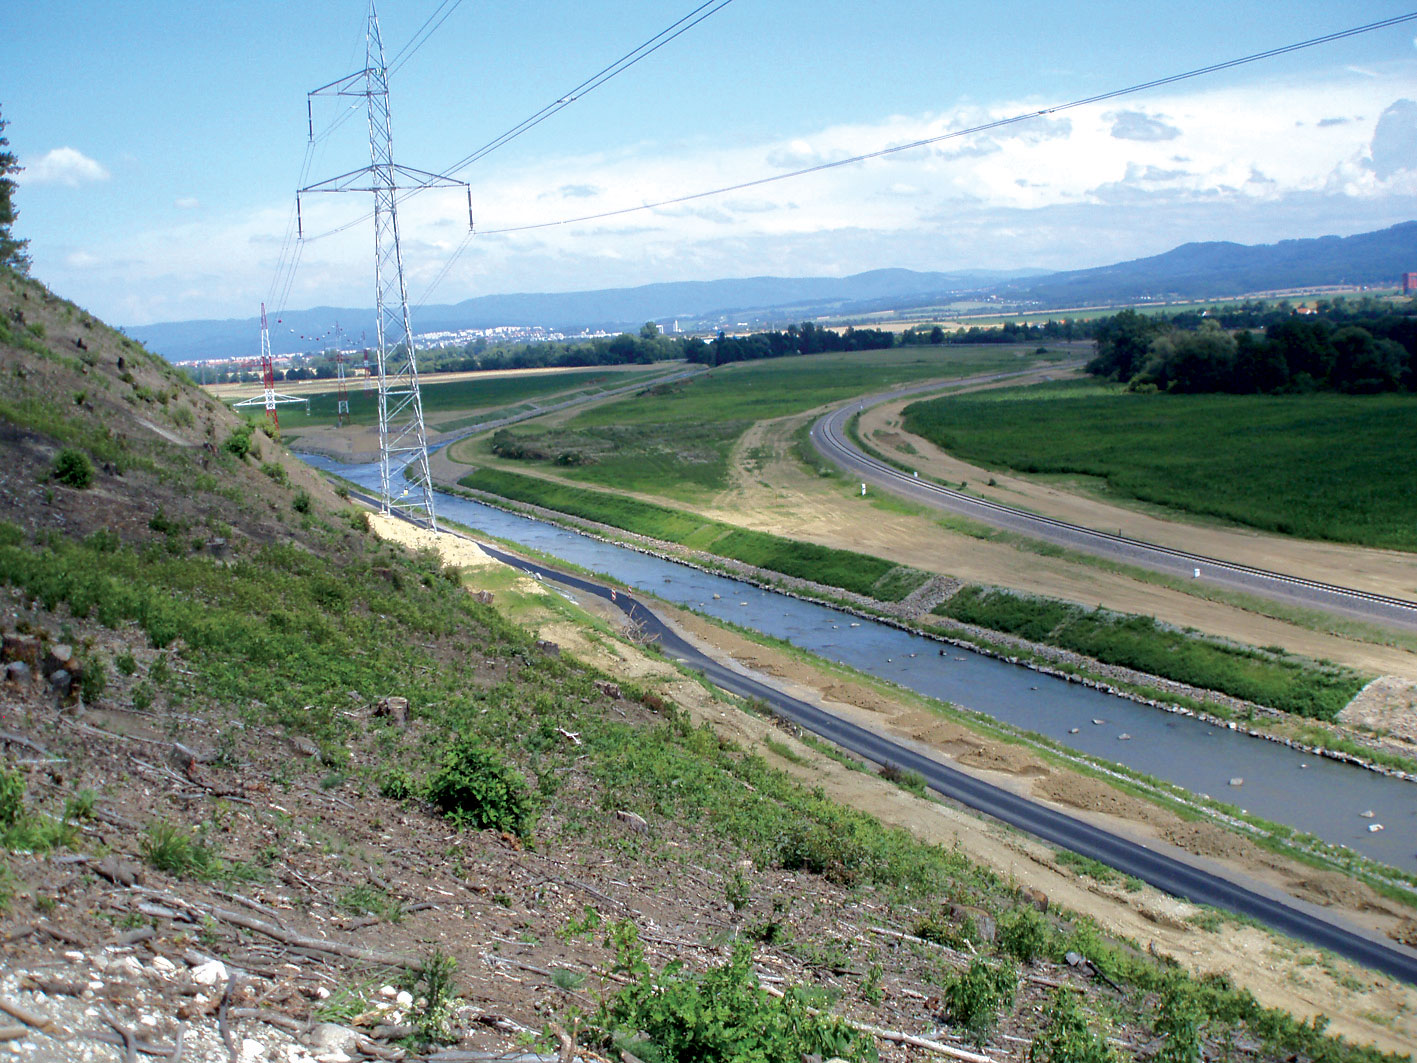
left=457, top=467, right=930, bottom=602
left=936, top=586, right=1366, bottom=721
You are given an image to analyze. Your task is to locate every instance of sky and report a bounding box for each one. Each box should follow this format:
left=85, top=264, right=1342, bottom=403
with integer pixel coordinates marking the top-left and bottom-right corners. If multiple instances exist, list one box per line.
left=3, top=1, right=1416, bottom=326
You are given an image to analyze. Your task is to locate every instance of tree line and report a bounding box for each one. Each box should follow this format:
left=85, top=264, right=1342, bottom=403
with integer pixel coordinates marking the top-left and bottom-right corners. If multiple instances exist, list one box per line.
left=1087, top=302, right=1417, bottom=394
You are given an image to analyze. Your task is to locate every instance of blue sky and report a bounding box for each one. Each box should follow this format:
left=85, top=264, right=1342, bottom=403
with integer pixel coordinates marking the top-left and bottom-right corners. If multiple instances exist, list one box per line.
left=3, top=1, right=1416, bottom=325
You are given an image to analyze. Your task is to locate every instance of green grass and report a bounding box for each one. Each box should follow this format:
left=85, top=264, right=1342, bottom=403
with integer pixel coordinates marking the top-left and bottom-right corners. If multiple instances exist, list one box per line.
left=935, top=586, right=1366, bottom=720
left=475, top=346, right=1040, bottom=501
left=902, top=380, right=1417, bottom=550
left=458, top=467, right=929, bottom=601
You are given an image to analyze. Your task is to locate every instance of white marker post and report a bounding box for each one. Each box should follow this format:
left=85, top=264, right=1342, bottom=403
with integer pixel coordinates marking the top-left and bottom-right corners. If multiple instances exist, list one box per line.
left=861, top=483, right=867, bottom=496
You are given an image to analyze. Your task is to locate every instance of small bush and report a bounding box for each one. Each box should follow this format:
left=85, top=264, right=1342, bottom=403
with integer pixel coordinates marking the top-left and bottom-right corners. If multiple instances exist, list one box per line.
left=997, top=906, right=1051, bottom=965
left=292, top=490, right=312, bottom=514
left=426, top=734, right=537, bottom=837
left=0, top=769, right=23, bottom=829
left=261, top=461, right=289, bottom=486
left=1028, top=987, right=1121, bottom=1062
left=598, top=937, right=874, bottom=1063
left=223, top=422, right=256, bottom=460
left=52, top=448, right=95, bottom=488
left=943, top=957, right=1016, bottom=1045
left=141, top=820, right=216, bottom=877
left=379, top=766, right=417, bottom=800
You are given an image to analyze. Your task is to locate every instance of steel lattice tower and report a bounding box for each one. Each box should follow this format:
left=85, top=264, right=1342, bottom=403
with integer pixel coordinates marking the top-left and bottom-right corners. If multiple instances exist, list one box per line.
left=299, top=1, right=472, bottom=529
left=234, top=303, right=307, bottom=429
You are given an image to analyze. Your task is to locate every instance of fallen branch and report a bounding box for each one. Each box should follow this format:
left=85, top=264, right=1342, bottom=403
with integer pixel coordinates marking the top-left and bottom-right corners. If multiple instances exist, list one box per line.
left=209, top=904, right=413, bottom=966
left=0, top=999, right=56, bottom=1034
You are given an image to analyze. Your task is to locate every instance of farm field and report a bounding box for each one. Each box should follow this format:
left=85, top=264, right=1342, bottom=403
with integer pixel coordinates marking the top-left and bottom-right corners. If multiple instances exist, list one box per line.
left=454, top=344, right=1061, bottom=501
left=228, top=363, right=675, bottom=432
left=901, top=380, right=1417, bottom=551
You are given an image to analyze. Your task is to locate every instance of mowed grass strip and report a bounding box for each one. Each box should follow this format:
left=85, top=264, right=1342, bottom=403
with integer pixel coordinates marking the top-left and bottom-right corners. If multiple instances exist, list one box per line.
left=902, top=380, right=1417, bottom=550
left=459, top=467, right=928, bottom=601
left=936, top=586, right=1366, bottom=720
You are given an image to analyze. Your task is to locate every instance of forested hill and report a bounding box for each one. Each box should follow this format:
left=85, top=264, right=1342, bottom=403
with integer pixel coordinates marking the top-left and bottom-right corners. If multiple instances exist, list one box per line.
left=124, top=267, right=1035, bottom=360
left=997, top=221, right=1417, bottom=307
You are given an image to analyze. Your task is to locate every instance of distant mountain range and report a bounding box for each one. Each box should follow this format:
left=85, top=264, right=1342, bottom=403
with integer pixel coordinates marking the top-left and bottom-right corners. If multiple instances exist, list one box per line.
left=996, top=221, right=1417, bottom=307
left=127, top=222, right=1416, bottom=361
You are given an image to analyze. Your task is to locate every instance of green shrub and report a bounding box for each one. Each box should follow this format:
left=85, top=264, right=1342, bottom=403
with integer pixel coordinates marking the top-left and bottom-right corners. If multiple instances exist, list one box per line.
left=426, top=734, right=537, bottom=837
left=261, top=461, right=289, bottom=485
left=0, top=769, right=23, bottom=829
left=997, top=906, right=1051, bottom=965
left=223, top=422, right=256, bottom=460
left=775, top=821, right=865, bottom=886
left=1153, top=980, right=1204, bottom=1063
left=943, top=957, right=1016, bottom=1045
left=79, top=658, right=106, bottom=702
left=598, top=937, right=874, bottom=1063
left=141, top=820, right=217, bottom=877
left=1028, top=987, right=1121, bottom=1063
left=379, top=766, right=417, bottom=800
left=292, top=490, right=312, bottom=514
left=52, top=447, right=94, bottom=488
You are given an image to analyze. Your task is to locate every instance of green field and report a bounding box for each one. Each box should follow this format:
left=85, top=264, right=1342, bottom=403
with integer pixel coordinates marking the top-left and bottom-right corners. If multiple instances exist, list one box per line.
left=471, top=346, right=1057, bottom=501
left=902, top=380, right=1417, bottom=551
left=270, top=367, right=666, bottom=431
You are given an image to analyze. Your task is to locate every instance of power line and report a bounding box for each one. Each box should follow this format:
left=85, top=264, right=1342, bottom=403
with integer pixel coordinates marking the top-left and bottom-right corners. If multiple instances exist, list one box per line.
left=477, top=11, right=1417, bottom=236
left=389, top=0, right=467, bottom=74
left=440, top=0, right=736, bottom=177
left=297, top=0, right=738, bottom=248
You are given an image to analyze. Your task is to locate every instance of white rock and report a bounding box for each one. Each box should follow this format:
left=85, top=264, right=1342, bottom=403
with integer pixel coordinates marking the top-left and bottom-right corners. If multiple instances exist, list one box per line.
left=242, top=1037, right=267, bottom=1060
left=394, top=990, right=413, bottom=1008
left=191, top=959, right=229, bottom=986
left=115, top=955, right=145, bottom=977
left=1369, top=823, right=1384, bottom=833
left=140, top=1015, right=159, bottom=1027
left=63, top=950, right=85, bottom=963
left=378, top=985, right=398, bottom=999
left=314, top=986, right=331, bottom=1000
left=150, top=955, right=177, bottom=975
left=86, top=980, right=104, bottom=992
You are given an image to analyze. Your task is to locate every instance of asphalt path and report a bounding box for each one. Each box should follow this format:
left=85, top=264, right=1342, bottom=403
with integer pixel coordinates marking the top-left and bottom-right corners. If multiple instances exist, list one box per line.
left=810, top=376, right=1417, bottom=632
left=443, top=522, right=1417, bottom=986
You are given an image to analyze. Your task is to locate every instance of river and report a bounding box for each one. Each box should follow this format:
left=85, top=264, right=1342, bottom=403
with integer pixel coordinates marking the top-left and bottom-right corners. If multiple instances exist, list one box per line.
left=300, top=454, right=1417, bottom=874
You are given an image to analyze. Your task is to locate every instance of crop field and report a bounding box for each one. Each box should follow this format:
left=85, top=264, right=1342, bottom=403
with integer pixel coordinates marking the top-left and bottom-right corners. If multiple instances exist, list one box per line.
left=260, top=367, right=667, bottom=431
left=462, top=345, right=1056, bottom=500
left=902, top=380, right=1417, bottom=551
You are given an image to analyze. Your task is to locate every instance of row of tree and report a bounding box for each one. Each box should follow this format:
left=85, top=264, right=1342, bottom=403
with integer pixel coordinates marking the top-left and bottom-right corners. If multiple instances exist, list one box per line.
left=1088, top=307, right=1417, bottom=394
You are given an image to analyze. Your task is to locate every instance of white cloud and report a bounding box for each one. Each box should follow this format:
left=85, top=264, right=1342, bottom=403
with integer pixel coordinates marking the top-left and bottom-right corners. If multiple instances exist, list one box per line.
left=24, top=147, right=110, bottom=186
left=175, top=197, right=200, bottom=210
left=34, top=63, right=1417, bottom=323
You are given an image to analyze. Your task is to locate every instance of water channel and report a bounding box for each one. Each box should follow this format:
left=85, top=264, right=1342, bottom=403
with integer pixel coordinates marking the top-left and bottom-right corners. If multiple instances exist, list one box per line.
left=301, top=454, right=1417, bottom=873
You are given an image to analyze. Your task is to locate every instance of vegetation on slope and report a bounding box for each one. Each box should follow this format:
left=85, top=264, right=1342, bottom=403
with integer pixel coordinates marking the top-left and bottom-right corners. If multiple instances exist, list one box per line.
left=1, top=268, right=1408, bottom=1061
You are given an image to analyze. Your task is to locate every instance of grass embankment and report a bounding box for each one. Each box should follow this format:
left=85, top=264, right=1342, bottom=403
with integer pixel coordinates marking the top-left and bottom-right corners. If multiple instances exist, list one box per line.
left=902, top=380, right=1417, bottom=550
left=936, top=587, right=1366, bottom=720
left=474, top=346, right=1048, bottom=500
left=459, top=469, right=1370, bottom=722
left=458, top=467, right=929, bottom=602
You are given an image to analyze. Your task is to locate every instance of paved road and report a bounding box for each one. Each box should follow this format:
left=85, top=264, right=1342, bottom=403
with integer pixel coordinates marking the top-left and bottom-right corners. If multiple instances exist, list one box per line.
left=447, top=522, right=1417, bottom=986
left=810, top=377, right=1417, bottom=632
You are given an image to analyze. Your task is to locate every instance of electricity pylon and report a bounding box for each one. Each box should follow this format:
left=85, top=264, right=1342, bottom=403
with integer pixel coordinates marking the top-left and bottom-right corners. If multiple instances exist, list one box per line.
left=234, top=303, right=308, bottom=430
left=298, top=1, right=473, bottom=529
